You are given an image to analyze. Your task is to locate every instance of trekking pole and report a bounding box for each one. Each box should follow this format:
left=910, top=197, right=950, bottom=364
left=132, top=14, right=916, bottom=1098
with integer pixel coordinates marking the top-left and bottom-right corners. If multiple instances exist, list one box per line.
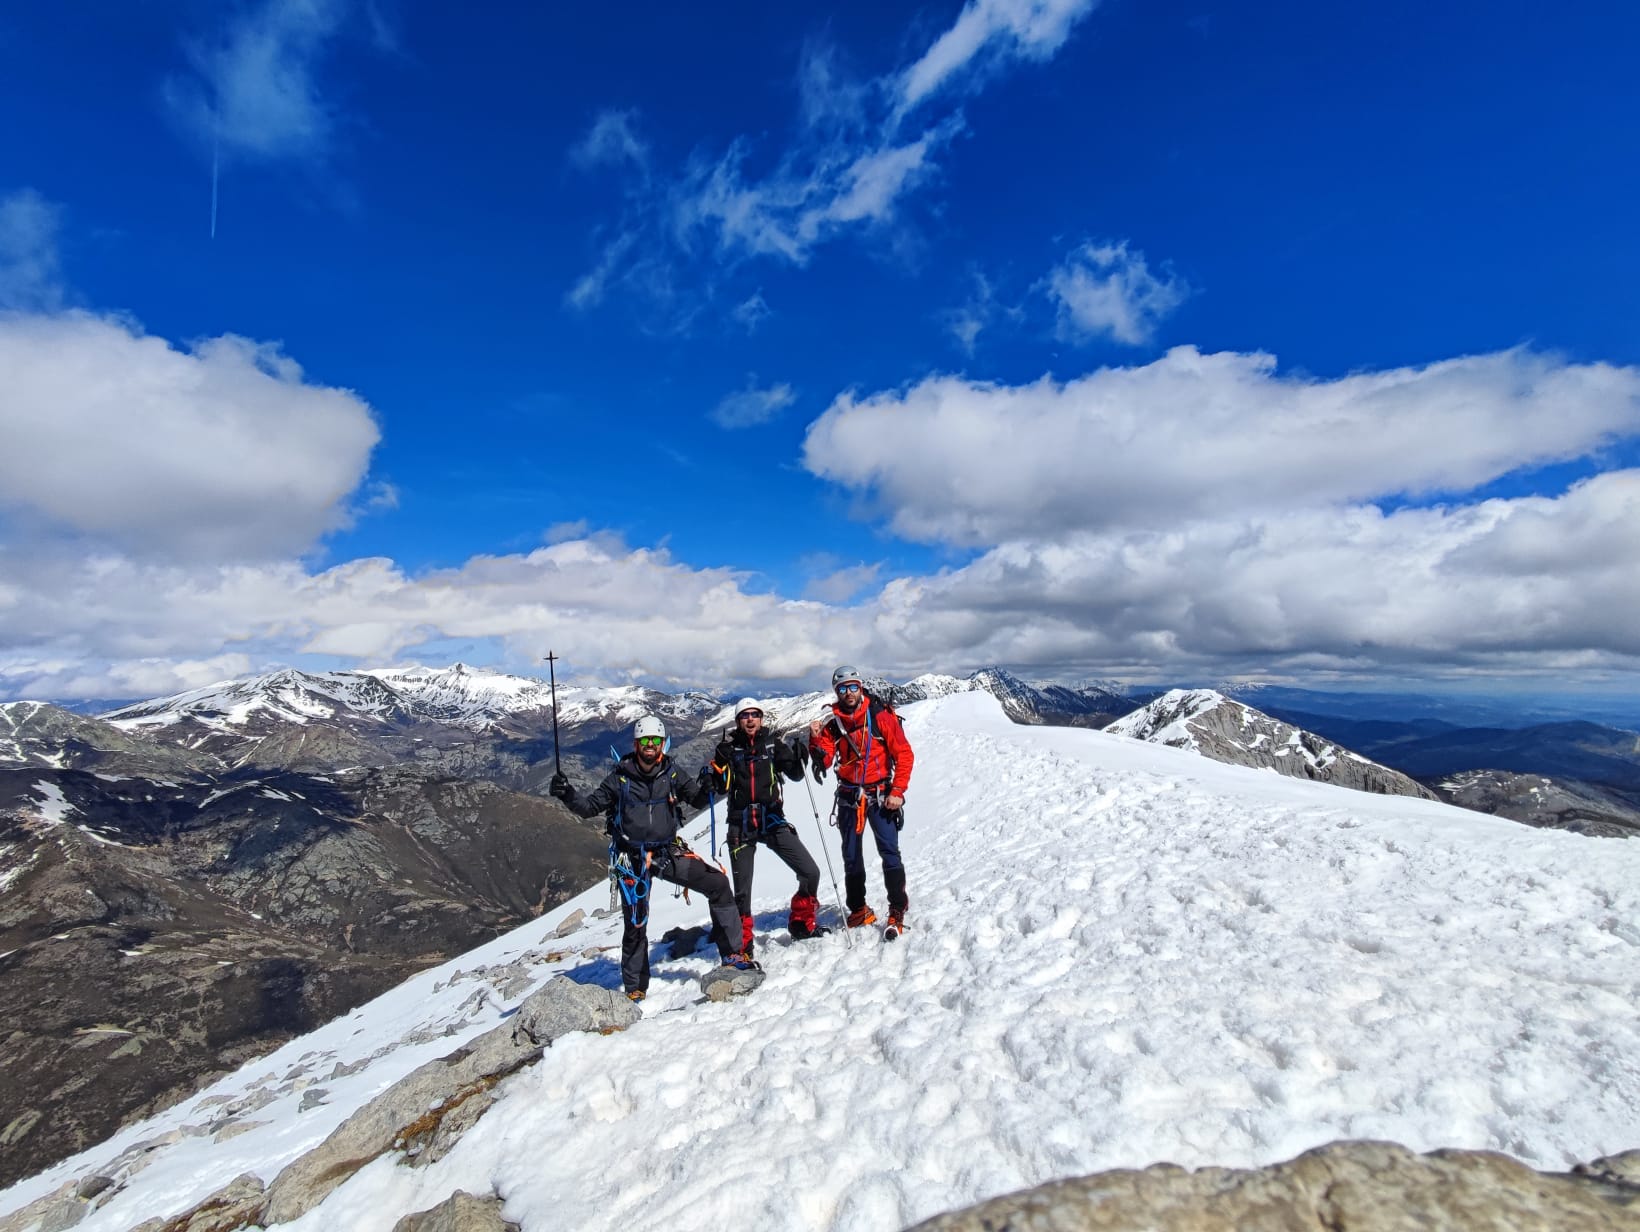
left=543, top=652, right=562, bottom=778
left=801, top=759, right=851, bottom=949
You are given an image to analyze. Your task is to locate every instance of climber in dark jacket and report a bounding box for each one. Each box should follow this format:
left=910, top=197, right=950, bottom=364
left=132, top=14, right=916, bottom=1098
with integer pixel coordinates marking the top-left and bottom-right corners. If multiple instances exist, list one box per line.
left=708, top=699, right=830, bottom=955
left=550, top=714, right=751, bottom=1000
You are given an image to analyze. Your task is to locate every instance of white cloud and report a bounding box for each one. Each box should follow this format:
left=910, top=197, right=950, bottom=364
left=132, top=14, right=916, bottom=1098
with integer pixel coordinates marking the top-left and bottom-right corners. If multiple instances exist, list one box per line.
left=899, top=0, right=1099, bottom=113
left=803, top=562, right=883, bottom=604
left=802, top=347, right=1640, bottom=546
left=710, top=379, right=797, bottom=429
left=0, top=189, right=64, bottom=310
left=1047, top=240, right=1191, bottom=345
left=165, top=0, right=347, bottom=164
left=12, top=471, right=1640, bottom=701
left=0, top=311, right=380, bottom=560
left=896, top=472, right=1640, bottom=676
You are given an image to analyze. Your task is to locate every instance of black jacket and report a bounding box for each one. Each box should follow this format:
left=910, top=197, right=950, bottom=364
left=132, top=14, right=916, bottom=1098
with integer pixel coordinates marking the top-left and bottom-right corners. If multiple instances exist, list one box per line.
left=708, top=728, right=805, bottom=822
left=562, top=753, right=709, bottom=850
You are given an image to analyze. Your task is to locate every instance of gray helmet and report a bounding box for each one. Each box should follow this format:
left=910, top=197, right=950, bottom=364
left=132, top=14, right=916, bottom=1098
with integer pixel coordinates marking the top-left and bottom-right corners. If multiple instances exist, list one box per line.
left=831, top=665, right=863, bottom=691
left=634, top=714, right=667, bottom=742
left=734, top=698, right=763, bottom=719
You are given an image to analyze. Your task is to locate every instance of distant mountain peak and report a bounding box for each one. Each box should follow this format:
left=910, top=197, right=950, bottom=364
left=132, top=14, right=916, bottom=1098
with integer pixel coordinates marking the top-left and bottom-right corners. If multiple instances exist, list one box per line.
left=1108, top=688, right=1436, bottom=800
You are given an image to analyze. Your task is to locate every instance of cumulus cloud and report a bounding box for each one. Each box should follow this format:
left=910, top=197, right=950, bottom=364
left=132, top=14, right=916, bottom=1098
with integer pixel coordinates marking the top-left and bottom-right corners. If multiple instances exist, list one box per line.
left=165, top=0, right=348, bottom=165
left=1047, top=239, right=1190, bottom=345
left=571, top=0, right=1098, bottom=318
left=13, top=475, right=1640, bottom=701
left=803, top=346, right=1640, bottom=546
left=0, top=189, right=65, bottom=310
left=893, top=472, right=1640, bottom=677
left=710, top=379, right=797, bottom=429
left=0, top=311, right=380, bottom=560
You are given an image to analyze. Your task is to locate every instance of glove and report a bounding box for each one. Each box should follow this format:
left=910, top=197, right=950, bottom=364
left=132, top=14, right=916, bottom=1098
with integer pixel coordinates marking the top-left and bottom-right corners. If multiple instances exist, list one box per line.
left=697, top=766, right=714, bottom=796
left=548, top=772, right=572, bottom=801
left=885, top=808, right=905, bottom=831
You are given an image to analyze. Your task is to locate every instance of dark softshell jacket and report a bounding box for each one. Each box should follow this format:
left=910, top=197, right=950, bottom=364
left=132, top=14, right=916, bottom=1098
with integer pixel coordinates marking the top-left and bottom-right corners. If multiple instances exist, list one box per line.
left=708, top=728, right=805, bottom=821
left=564, top=753, right=709, bottom=849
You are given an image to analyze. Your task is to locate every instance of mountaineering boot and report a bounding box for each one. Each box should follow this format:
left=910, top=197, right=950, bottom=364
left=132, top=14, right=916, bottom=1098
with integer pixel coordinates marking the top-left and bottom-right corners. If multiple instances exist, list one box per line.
left=626, top=990, right=646, bottom=1002
left=724, top=952, right=762, bottom=972
left=846, top=906, right=877, bottom=928
left=883, top=908, right=907, bottom=940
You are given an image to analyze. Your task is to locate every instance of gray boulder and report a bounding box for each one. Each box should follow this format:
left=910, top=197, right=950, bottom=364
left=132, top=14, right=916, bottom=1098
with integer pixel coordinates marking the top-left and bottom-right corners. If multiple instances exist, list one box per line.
left=391, top=1190, right=519, bottom=1232
left=906, top=1139, right=1640, bottom=1231
left=700, top=964, right=765, bottom=1001
left=259, top=978, right=637, bottom=1225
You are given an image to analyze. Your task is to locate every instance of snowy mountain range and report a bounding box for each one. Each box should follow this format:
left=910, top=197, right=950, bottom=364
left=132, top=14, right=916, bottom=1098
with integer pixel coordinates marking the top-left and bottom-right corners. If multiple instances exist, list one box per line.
left=5, top=663, right=1638, bottom=1206
left=3, top=693, right=1636, bottom=1231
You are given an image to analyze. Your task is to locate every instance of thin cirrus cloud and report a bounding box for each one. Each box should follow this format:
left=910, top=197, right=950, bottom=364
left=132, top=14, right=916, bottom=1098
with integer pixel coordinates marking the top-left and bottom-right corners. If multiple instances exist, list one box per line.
left=1046, top=240, right=1192, bottom=346
left=897, top=0, right=1100, bottom=114
left=802, top=346, right=1640, bottom=547
left=567, top=0, right=1102, bottom=317
left=710, top=379, right=797, bottom=429
left=0, top=189, right=65, bottom=311
left=163, top=0, right=350, bottom=165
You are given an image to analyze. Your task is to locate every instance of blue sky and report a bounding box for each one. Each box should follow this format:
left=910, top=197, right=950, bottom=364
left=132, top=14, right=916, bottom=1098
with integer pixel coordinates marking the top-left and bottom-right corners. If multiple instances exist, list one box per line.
left=3, top=0, right=1640, bottom=701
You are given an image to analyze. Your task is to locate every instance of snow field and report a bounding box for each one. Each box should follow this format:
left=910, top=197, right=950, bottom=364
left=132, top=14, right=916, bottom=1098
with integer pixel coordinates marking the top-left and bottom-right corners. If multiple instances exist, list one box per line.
left=270, top=693, right=1640, bottom=1232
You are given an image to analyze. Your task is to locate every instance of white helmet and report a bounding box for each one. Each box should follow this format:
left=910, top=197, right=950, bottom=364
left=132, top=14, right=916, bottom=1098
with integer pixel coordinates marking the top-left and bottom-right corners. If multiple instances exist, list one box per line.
left=633, top=714, right=667, bottom=743
left=734, top=698, right=763, bottom=719
left=831, top=665, right=863, bottom=690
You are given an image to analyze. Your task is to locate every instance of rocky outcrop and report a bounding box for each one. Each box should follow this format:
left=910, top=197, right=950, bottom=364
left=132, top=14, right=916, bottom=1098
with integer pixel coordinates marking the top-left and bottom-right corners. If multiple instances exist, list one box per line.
left=257, top=978, right=635, bottom=1226
left=1435, top=769, right=1640, bottom=838
left=390, top=1191, right=518, bottom=1232
left=1107, top=690, right=1439, bottom=802
left=907, top=1140, right=1640, bottom=1231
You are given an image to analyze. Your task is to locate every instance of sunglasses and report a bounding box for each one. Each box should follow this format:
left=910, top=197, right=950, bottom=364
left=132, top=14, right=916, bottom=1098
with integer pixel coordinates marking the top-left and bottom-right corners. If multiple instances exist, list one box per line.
left=636, top=736, right=664, bottom=748
left=738, top=710, right=764, bottom=720
left=836, top=683, right=862, bottom=695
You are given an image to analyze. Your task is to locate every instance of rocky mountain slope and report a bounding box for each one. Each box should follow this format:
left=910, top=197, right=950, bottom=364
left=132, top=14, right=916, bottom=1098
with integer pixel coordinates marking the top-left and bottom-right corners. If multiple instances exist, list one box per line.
left=0, top=753, right=607, bottom=1187
left=1106, top=689, right=1438, bottom=800
left=1433, top=769, right=1640, bottom=838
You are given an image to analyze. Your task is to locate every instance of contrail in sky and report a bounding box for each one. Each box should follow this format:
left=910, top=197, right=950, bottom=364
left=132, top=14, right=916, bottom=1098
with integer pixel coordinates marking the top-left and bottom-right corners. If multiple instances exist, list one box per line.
left=210, top=126, right=219, bottom=239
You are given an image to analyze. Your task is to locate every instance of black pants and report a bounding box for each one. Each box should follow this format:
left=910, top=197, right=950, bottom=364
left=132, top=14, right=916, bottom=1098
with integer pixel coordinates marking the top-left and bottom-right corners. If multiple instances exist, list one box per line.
left=727, top=820, right=821, bottom=917
left=620, top=847, right=740, bottom=995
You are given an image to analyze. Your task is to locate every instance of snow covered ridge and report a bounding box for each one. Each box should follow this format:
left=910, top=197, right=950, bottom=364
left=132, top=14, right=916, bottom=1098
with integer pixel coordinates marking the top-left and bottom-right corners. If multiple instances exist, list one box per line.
left=1107, top=688, right=1438, bottom=801
left=103, top=664, right=574, bottom=734
left=5, top=693, right=1638, bottom=1232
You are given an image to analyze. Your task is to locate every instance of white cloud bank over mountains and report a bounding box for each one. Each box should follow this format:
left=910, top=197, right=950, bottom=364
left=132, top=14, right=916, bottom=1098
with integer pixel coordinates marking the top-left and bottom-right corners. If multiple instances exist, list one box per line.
left=6, top=172, right=1640, bottom=699
left=6, top=323, right=1640, bottom=699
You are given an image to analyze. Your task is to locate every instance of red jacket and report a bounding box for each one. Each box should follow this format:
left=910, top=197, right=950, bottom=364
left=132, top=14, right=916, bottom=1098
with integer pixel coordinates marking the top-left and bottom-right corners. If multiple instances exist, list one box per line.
left=814, top=694, right=913, bottom=796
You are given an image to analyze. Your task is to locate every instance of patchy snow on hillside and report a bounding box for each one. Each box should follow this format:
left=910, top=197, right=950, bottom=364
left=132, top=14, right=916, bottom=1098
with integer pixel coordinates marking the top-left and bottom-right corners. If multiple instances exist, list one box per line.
left=5, top=693, right=1639, bottom=1232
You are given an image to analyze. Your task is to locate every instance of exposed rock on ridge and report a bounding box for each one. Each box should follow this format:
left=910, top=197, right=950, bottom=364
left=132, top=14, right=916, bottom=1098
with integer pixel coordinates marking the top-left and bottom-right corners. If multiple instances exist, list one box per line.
left=907, top=1139, right=1640, bottom=1231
